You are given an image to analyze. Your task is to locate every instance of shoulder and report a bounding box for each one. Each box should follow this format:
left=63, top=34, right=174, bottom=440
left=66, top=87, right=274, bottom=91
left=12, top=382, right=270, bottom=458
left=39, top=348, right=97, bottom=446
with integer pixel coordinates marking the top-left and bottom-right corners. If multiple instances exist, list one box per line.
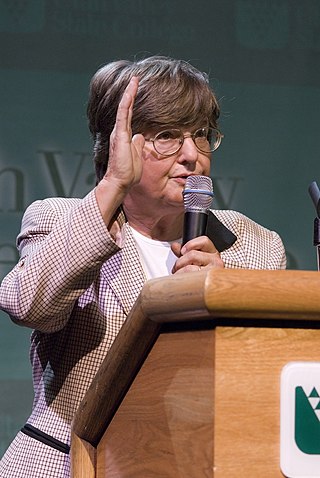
left=22, top=197, right=81, bottom=222
left=23, top=197, right=82, bottom=220
left=18, top=197, right=82, bottom=245
left=212, top=209, right=286, bottom=269
left=213, top=209, right=278, bottom=240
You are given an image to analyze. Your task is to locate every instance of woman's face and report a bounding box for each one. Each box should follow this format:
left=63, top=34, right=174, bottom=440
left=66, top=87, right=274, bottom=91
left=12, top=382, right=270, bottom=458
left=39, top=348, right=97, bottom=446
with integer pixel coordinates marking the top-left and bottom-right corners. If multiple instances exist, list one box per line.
left=123, top=127, right=212, bottom=217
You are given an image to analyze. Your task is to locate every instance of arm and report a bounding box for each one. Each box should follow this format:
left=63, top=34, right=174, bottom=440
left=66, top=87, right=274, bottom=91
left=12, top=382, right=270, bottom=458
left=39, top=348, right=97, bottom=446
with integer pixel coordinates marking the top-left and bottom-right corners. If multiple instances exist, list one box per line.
left=0, top=191, right=123, bottom=332
left=268, top=230, right=287, bottom=270
left=0, top=77, right=145, bottom=333
left=216, top=209, right=287, bottom=270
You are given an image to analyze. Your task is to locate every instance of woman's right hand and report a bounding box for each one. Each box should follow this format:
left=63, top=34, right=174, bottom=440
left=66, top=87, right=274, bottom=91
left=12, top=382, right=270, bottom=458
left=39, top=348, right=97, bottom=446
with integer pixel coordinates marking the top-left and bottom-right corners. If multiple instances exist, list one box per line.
left=95, top=77, right=145, bottom=224
left=107, top=76, right=145, bottom=192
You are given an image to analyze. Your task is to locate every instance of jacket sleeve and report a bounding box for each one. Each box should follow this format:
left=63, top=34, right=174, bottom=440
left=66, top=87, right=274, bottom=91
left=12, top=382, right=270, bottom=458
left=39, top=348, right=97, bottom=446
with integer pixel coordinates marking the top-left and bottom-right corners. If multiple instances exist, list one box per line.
left=0, top=190, right=124, bottom=333
left=268, top=229, right=287, bottom=270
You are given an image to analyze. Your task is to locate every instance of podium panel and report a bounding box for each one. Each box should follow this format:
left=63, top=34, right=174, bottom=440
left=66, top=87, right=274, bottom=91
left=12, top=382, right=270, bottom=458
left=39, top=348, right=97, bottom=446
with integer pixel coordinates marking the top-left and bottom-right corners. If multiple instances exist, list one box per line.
left=214, top=326, right=320, bottom=477
left=97, top=327, right=214, bottom=477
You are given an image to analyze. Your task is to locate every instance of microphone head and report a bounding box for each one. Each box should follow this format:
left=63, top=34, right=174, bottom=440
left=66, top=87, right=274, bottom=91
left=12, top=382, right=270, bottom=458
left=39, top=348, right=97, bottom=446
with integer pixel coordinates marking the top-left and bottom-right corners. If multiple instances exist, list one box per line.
left=309, top=181, right=320, bottom=218
left=182, top=175, right=214, bottom=212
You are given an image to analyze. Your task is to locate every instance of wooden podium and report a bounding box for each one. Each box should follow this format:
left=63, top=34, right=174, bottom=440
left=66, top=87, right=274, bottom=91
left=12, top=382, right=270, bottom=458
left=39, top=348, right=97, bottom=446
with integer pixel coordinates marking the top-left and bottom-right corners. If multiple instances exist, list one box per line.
left=70, top=269, right=320, bottom=477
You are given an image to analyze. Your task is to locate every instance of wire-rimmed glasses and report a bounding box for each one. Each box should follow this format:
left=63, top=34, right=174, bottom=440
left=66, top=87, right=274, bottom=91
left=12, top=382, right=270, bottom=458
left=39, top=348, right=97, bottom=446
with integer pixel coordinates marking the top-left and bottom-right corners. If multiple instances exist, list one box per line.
left=145, top=127, right=223, bottom=157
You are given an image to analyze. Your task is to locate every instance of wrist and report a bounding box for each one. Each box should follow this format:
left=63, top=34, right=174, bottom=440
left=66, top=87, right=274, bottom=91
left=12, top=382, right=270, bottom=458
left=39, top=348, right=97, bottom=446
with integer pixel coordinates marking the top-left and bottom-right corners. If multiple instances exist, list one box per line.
left=95, top=177, right=127, bottom=226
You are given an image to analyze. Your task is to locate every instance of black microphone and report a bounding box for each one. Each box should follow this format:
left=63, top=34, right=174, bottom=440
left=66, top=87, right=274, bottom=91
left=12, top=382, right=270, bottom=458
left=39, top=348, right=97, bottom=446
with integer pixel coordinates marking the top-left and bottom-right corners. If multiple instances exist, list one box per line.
left=182, top=175, right=214, bottom=246
left=308, top=182, right=320, bottom=267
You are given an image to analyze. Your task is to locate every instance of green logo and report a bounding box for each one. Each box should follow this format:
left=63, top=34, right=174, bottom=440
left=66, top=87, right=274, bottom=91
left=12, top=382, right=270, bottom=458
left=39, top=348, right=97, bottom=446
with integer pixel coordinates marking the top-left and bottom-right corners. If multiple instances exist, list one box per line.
left=295, top=386, right=320, bottom=454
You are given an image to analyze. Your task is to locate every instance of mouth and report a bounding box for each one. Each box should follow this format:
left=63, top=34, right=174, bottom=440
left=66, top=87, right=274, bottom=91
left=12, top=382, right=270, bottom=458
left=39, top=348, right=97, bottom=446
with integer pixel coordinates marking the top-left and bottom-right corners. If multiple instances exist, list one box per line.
left=172, top=174, right=198, bottom=183
left=172, top=176, right=188, bottom=185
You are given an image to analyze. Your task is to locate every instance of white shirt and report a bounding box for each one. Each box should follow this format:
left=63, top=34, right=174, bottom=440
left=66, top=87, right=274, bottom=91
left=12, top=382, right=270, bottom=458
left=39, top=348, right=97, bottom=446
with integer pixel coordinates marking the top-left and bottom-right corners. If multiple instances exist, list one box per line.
left=130, top=226, right=180, bottom=280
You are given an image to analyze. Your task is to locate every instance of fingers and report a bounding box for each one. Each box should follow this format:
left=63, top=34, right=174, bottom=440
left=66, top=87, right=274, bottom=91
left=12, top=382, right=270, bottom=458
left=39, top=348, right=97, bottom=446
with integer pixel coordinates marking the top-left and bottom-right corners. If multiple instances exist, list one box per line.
left=109, top=76, right=138, bottom=151
left=95, top=77, right=143, bottom=225
left=172, top=250, right=224, bottom=274
left=171, top=236, right=224, bottom=274
left=180, top=236, right=217, bottom=255
left=104, top=76, right=144, bottom=189
left=171, top=241, right=182, bottom=257
left=116, top=76, right=139, bottom=126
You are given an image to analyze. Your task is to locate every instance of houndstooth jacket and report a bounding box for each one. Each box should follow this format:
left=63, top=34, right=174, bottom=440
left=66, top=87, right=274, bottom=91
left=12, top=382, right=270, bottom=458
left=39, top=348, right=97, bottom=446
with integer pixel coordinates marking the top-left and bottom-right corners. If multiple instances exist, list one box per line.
left=0, top=189, right=286, bottom=477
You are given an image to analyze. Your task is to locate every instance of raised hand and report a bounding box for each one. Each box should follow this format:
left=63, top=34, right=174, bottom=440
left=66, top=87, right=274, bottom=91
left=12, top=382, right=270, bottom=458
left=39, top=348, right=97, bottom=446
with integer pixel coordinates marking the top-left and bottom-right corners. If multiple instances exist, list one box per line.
left=95, top=77, right=145, bottom=225
left=107, top=76, right=145, bottom=192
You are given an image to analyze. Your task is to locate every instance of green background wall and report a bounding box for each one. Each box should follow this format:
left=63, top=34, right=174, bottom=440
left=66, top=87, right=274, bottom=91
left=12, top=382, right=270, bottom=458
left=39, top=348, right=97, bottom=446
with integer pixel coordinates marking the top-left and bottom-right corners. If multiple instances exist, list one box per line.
left=1, top=0, right=320, bottom=454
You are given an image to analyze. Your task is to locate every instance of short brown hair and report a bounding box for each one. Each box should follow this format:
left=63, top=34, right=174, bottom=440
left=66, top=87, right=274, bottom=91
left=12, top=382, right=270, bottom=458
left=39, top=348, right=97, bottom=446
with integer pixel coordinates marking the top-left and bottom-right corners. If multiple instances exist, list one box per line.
left=87, top=56, right=220, bottom=181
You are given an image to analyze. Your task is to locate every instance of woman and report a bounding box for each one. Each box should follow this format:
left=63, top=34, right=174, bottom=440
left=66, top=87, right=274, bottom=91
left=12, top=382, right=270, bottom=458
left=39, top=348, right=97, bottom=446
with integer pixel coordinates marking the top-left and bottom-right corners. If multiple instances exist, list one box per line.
left=0, top=56, right=286, bottom=477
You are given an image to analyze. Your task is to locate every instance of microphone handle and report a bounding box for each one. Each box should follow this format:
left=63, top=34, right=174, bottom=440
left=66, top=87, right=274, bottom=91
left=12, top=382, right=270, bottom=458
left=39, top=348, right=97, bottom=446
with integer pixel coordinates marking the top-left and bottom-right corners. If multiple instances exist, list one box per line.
left=182, top=210, right=208, bottom=246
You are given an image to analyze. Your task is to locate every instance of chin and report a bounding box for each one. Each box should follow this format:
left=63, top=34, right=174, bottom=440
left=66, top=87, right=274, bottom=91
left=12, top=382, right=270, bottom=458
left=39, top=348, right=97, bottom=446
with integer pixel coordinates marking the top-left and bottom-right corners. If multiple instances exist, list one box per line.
left=164, top=198, right=184, bottom=211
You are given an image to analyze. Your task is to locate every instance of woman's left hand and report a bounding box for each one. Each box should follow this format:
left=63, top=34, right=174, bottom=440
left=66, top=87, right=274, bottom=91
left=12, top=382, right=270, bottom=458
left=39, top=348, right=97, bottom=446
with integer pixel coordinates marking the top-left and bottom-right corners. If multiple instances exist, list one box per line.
left=171, top=236, right=224, bottom=274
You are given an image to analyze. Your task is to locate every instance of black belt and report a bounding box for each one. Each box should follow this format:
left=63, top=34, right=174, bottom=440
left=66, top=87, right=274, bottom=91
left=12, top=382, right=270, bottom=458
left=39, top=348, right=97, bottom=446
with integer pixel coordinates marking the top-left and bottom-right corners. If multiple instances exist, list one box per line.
left=21, top=424, right=70, bottom=454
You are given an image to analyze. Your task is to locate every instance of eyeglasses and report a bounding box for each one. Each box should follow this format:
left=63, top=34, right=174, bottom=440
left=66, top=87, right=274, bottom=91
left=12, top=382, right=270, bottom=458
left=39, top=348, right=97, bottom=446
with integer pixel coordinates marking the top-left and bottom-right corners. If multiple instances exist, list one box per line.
left=145, top=127, right=223, bottom=157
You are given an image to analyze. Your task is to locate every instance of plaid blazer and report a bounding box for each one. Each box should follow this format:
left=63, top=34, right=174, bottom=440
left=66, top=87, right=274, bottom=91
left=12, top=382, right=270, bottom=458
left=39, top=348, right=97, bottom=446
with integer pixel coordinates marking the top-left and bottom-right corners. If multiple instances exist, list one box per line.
left=0, top=190, right=286, bottom=477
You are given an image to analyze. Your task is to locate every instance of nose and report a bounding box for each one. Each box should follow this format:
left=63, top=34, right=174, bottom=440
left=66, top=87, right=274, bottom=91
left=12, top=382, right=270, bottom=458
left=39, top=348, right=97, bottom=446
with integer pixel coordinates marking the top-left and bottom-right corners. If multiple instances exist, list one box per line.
left=177, top=135, right=198, bottom=163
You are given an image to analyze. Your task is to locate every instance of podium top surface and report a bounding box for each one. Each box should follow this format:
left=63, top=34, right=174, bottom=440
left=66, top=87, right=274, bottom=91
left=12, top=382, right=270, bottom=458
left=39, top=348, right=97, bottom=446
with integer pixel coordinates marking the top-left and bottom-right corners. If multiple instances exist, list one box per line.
left=142, top=269, right=320, bottom=322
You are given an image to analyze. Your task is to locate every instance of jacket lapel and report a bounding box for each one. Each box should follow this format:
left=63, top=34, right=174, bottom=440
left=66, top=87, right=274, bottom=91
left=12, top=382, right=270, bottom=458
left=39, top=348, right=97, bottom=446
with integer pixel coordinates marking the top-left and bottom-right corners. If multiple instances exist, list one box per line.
left=206, top=210, right=237, bottom=252
left=100, top=223, right=146, bottom=316
left=211, top=210, right=248, bottom=268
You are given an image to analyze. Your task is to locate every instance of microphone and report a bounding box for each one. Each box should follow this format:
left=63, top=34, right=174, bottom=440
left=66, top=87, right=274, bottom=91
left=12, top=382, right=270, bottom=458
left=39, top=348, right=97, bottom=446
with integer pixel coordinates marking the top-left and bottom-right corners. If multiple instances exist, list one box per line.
left=308, top=181, right=320, bottom=270
left=182, top=175, right=214, bottom=246
left=308, top=181, right=320, bottom=218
